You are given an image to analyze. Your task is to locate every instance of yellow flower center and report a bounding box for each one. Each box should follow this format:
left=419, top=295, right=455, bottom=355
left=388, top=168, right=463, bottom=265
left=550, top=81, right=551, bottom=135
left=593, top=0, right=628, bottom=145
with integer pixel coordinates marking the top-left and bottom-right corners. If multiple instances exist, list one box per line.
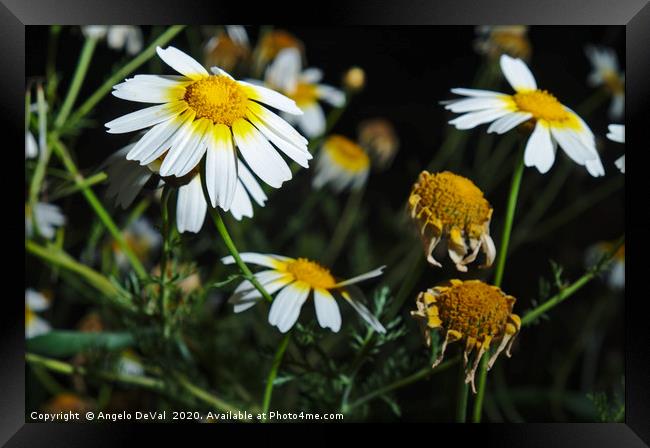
left=431, top=280, right=514, bottom=340
left=285, top=258, right=336, bottom=289
left=409, top=171, right=491, bottom=238
left=288, top=82, right=319, bottom=107
left=512, top=89, right=570, bottom=122
left=184, top=75, right=248, bottom=126
left=324, top=135, right=370, bottom=172
left=602, top=70, right=624, bottom=95
left=25, top=306, right=34, bottom=325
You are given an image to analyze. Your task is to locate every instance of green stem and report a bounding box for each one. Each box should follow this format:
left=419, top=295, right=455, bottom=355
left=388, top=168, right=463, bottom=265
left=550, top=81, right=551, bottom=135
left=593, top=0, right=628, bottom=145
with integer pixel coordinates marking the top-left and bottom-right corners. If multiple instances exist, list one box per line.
left=521, top=237, right=623, bottom=326
left=53, top=36, right=97, bottom=129
left=49, top=172, right=107, bottom=201
left=261, top=332, right=291, bottom=420
left=345, top=358, right=458, bottom=412
left=45, top=25, right=62, bottom=103
left=472, top=144, right=526, bottom=423
left=456, top=361, right=469, bottom=422
left=160, top=185, right=173, bottom=338
left=322, top=184, right=366, bottom=266
left=63, top=25, right=185, bottom=133
left=174, top=373, right=249, bottom=417
left=28, top=84, right=50, bottom=238
left=50, top=138, right=147, bottom=279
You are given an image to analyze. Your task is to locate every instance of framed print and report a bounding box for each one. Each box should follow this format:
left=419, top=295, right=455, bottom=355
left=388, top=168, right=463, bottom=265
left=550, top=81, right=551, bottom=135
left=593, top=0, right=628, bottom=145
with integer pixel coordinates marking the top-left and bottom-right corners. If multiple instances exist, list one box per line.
left=7, top=0, right=649, bottom=445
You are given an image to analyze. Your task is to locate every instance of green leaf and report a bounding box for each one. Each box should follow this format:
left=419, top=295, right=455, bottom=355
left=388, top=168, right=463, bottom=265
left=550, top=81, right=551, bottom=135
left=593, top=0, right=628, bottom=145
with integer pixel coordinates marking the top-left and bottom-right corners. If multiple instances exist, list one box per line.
left=27, top=331, right=135, bottom=358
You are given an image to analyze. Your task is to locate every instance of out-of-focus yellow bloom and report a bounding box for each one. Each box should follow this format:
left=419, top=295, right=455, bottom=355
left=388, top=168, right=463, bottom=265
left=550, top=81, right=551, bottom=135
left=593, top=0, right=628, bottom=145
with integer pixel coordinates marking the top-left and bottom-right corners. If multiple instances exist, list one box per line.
left=357, top=118, right=399, bottom=170
left=408, top=171, right=495, bottom=271
left=475, top=26, right=531, bottom=61
left=342, top=66, right=366, bottom=92
left=252, top=29, right=304, bottom=74
left=411, top=280, right=521, bottom=393
left=313, top=135, right=371, bottom=193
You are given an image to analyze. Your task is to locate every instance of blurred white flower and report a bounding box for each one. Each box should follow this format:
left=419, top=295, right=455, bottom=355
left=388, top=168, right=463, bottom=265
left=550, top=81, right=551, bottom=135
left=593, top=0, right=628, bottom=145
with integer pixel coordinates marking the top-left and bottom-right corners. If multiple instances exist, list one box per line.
left=585, top=45, right=625, bottom=120
left=82, top=26, right=143, bottom=55
left=25, top=289, right=51, bottom=339
left=312, top=135, right=370, bottom=193
left=25, top=202, right=66, bottom=240
left=606, top=124, right=625, bottom=173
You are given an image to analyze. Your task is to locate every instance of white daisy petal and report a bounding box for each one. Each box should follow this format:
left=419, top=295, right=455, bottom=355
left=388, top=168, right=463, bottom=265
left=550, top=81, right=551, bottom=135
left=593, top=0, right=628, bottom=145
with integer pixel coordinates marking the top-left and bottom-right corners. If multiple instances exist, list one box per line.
left=126, top=116, right=184, bottom=164
left=247, top=115, right=311, bottom=168
left=237, top=161, right=268, bottom=206
left=113, top=78, right=185, bottom=103
left=450, top=88, right=504, bottom=98
left=265, top=48, right=301, bottom=92
left=228, top=179, right=254, bottom=220
left=239, top=81, right=303, bottom=115
left=586, top=157, right=605, bottom=177
left=105, top=101, right=187, bottom=134
left=448, top=108, right=510, bottom=130
left=607, top=124, right=625, bottom=143
left=500, top=54, right=537, bottom=92
left=445, top=97, right=510, bottom=113
left=230, top=272, right=293, bottom=313
left=25, top=131, right=38, bottom=159
left=524, top=121, right=556, bottom=173
left=176, top=176, right=207, bottom=233
left=341, top=288, right=386, bottom=333
left=26, top=289, right=50, bottom=311
left=205, top=123, right=238, bottom=209
left=156, top=46, right=209, bottom=80
left=221, top=252, right=287, bottom=268
left=314, top=288, right=342, bottom=332
left=160, top=113, right=211, bottom=177
left=247, top=102, right=308, bottom=147
left=268, top=282, right=310, bottom=333
left=615, top=155, right=625, bottom=173
left=317, top=85, right=346, bottom=107
left=300, top=68, right=323, bottom=84
left=298, top=104, right=326, bottom=137
left=26, top=315, right=51, bottom=339
left=232, top=119, right=292, bottom=188
left=487, top=112, right=532, bottom=134
left=335, top=266, right=385, bottom=288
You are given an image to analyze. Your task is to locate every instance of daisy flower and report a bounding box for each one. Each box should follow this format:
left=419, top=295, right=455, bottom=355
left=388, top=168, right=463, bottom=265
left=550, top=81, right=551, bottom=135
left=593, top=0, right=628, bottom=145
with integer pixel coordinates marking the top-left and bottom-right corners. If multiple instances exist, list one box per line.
left=252, top=29, right=304, bottom=74
left=223, top=253, right=386, bottom=334
left=105, top=45, right=310, bottom=213
left=82, top=26, right=143, bottom=55
left=585, top=241, right=625, bottom=290
left=25, top=289, right=51, bottom=339
left=411, top=280, right=521, bottom=393
left=408, top=171, right=495, bottom=272
left=474, top=26, right=531, bottom=61
left=204, top=26, right=250, bottom=73
left=111, top=217, right=162, bottom=269
left=312, top=135, right=370, bottom=192
left=607, top=124, right=625, bottom=173
left=357, top=118, right=400, bottom=170
left=104, top=144, right=267, bottom=232
left=444, top=54, right=605, bottom=177
left=116, top=349, right=145, bottom=376
left=25, top=202, right=66, bottom=240
left=585, top=45, right=625, bottom=120
left=264, top=48, right=345, bottom=137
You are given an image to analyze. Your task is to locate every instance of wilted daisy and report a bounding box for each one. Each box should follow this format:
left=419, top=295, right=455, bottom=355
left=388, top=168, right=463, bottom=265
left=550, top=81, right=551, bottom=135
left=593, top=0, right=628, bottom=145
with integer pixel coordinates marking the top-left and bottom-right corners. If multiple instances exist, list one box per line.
left=25, top=202, right=66, bottom=239
left=475, top=26, right=531, bottom=61
left=111, top=218, right=162, bottom=269
left=585, top=241, right=625, bottom=290
left=585, top=45, right=625, bottom=120
left=357, top=118, right=400, bottom=169
left=408, top=171, right=495, bottom=271
left=411, top=280, right=521, bottom=393
left=25, top=289, right=51, bottom=339
left=264, top=48, right=345, bottom=137
left=82, top=26, right=143, bottom=55
left=444, top=54, right=604, bottom=177
left=312, top=135, right=370, bottom=192
left=607, top=124, right=625, bottom=173
left=203, top=26, right=250, bottom=73
left=104, top=143, right=268, bottom=232
left=105, top=45, right=310, bottom=212
left=223, top=253, right=386, bottom=334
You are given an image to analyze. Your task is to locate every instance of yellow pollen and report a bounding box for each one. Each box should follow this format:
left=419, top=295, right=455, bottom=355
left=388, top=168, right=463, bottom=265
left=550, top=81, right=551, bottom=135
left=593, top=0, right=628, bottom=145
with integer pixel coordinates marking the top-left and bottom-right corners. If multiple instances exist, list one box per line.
left=184, top=75, right=248, bottom=126
left=289, top=82, right=319, bottom=107
left=409, top=171, right=491, bottom=238
left=285, top=258, right=336, bottom=289
left=431, top=280, right=514, bottom=340
left=324, top=135, right=370, bottom=172
left=513, top=89, right=570, bottom=122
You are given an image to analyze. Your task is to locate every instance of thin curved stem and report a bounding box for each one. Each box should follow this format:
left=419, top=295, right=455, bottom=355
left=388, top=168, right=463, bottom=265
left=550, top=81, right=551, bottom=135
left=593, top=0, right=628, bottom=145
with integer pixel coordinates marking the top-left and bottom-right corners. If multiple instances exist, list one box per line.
left=261, top=332, right=291, bottom=420
left=160, top=185, right=173, bottom=338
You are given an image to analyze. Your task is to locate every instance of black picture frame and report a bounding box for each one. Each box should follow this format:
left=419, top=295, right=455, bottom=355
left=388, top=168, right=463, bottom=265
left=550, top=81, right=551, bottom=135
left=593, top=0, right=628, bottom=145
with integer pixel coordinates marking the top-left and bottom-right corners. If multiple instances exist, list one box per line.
left=9, top=0, right=648, bottom=445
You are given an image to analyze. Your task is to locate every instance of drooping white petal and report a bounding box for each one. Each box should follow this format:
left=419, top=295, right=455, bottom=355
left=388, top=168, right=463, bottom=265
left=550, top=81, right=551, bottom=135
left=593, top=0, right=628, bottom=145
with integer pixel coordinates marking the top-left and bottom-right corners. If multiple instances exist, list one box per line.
left=445, top=97, right=511, bottom=113
left=524, top=121, right=556, bottom=173
left=156, top=46, right=209, bottom=80
left=105, top=101, right=187, bottom=134
left=314, top=288, right=342, bottom=332
left=231, top=119, right=292, bottom=188
left=341, top=288, right=386, bottom=333
left=228, top=179, right=254, bottom=220
left=550, top=128, right=597, bottom=166
left=607, top=124, right=625, bottom=143
left=268, top=282, right=310, bottom=333
left=247, top=114, right=311, bottom=168
left=247, top=102, right=308, bottom=147
left=176, top=176, right=207, bottom=233
left=487, top=112, right=532, bottom=134
left=317, top=85, right=346, bottom=107
left=450, top=88, right=505, bottom=98
left=126, top=115, right=185, bottom=164
left=237, top=161, right=268, bottom=206
left=448, top=108, right=510, bottom=130
left=500, top=54, right=537, bottom=92
left=335, top=266, right=385, bottom=288
left=205, top=124, right=238, bottom=209
left=298, top=104, right=326, bottom=137
left=160, top=113, right=211, bottom=177
left=239, top=81, right=303, bottom=115
left=265, top=48, right=301, bottom=93
left=585, top=157, right=605, bottom=177
left=615, top=155, right=625, bottom=173
left=229, top=271, right=293, bottom=313
left=221, top=252, right=288, bottom=268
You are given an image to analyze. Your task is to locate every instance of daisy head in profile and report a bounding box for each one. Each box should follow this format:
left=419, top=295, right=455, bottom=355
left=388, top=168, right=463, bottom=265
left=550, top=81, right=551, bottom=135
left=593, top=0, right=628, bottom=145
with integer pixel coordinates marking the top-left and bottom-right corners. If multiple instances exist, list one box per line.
left=606, top=124, right=625, bottom=173
left=264, top=48, right=345, bottom=138
left=103, top=142, right=268, bottom=233
left=312, top=134, right=370, bottom=193
left=105, top=46, right=311, bottom=215
left=444, top=54, right=604, bottom=177
left=411, top=280, right=521, bottom=393
left=408, top=171, right=495, bottom=272
left=222, top=252, right=386, bottom=334
left=25, top=289, right=52, bottom=339
left=82, top=26, right=143, bottom=55
left=585, top=45, right=625, bottom=120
